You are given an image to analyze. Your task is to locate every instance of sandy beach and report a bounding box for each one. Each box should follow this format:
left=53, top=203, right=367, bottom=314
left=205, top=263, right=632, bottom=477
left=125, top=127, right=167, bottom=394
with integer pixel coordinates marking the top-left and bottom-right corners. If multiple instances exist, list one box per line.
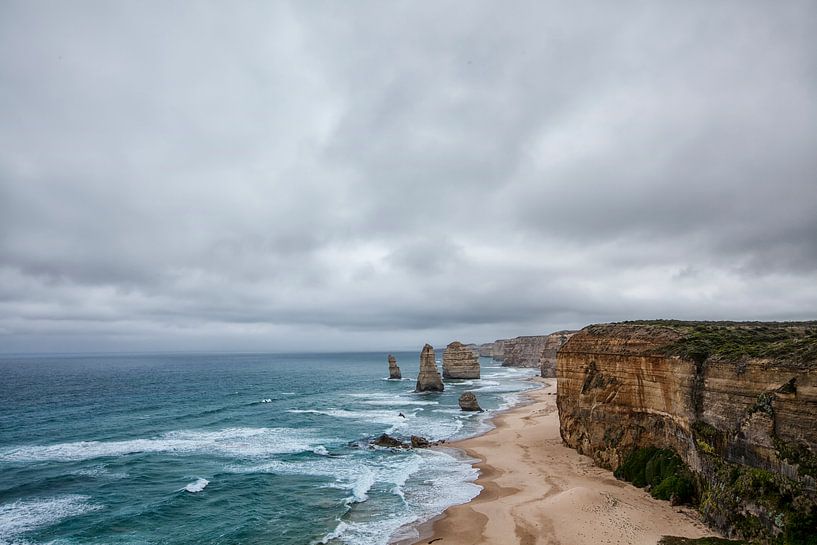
left=408, top=379, right=718, bottom=545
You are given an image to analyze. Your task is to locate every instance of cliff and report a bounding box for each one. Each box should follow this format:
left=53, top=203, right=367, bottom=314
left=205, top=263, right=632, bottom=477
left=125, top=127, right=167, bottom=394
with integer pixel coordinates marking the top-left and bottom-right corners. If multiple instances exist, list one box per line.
left=538, top=330, right=577, bottom=377
left=487, top=332, right=577, bottom=368
left=442, top=341, right=480, bottom=379
left=415, top=343, right=444, bottom=392
left=501, top=335, right=548, bottom=367
left=557, top=321, right=817, bottom=543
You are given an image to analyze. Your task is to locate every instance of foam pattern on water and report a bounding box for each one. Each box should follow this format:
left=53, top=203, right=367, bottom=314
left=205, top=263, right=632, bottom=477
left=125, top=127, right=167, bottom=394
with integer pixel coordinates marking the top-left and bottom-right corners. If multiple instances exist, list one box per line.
left=0, top=427, right=323, bottom=462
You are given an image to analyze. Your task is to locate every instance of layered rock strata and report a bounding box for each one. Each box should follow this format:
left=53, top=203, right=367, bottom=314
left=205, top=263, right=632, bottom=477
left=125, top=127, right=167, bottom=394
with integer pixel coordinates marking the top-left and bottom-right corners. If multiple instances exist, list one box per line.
left=487, top=333, right=577, bottom=368
left=415, top=343, right=444, bottom=392
left=442, top=341, right=480, bottom=379
left=501, top=335, right=549, bottom=367
left=458, top=391, right=483, bottom=412
left=387, top=354, right=401, bottom=379
left=557, top=321, right=817, bottom=542
left=539, top=330, right=577, bottom=377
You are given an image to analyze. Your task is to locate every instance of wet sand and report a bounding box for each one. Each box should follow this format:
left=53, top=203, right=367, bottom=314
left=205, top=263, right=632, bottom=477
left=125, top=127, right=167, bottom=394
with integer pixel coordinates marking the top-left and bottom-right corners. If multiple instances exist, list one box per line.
left=408, top=379, right=718, bottom=545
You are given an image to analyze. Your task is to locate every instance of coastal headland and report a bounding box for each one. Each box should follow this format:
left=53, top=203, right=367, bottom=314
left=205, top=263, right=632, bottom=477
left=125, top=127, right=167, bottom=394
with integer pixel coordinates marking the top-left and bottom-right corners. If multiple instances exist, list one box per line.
left=406, top=379, right=716, bottom=545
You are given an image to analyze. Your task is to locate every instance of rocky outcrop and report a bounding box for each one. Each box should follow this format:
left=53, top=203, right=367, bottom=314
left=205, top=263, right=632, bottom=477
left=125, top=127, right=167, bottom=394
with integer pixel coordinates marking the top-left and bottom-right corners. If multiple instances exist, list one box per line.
left=478, top=343, right=494, bottom=357
left=557, top=321, right=817, bottom=543
left=387, top=354, right=401, bottom=379
left=491, top=339, right=508, bottom=361
left=371, top=434, right=434, bottom=449
left=415, top=343, right=444, bottom=392
left=442, top=341, right=480, bottom=379
left=458, top=391, right=483, bottom=412
left=462, top=343, right=480, bottom=358
left=539, top=330, right=577, bottom=377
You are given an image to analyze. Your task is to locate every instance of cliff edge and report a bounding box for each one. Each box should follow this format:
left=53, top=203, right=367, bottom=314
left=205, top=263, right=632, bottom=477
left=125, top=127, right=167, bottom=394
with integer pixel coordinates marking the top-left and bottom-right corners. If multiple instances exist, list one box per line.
left=557, top=321, right=817, bottom=543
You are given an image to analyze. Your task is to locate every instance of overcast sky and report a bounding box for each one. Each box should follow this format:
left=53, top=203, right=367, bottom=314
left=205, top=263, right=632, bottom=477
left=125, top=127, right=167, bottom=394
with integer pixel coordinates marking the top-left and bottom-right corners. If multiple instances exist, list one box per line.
left=1, top=1, right=816, bottom=353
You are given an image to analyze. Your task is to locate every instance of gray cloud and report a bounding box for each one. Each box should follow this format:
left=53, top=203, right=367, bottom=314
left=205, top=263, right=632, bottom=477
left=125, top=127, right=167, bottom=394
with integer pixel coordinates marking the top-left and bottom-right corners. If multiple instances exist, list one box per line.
left=1, top=0, right=816, bottom=352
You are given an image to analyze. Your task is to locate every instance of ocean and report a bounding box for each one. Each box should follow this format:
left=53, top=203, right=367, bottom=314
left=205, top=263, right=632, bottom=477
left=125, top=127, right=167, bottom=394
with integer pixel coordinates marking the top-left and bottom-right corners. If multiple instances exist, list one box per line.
left=0, top=351, right=538, bottom=545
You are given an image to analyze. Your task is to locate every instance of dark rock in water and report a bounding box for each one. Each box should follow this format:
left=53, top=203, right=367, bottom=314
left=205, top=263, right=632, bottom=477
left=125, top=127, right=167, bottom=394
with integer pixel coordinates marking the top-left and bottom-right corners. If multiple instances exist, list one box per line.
left=371, top=434, right=406, bottom=448
left=458, top=391, right=483, bottom=412
left=371, top=433, right=434, bottom=449
left=415, top=343, right=444, bottom=392
left=388, top=354, right=402, bottom=379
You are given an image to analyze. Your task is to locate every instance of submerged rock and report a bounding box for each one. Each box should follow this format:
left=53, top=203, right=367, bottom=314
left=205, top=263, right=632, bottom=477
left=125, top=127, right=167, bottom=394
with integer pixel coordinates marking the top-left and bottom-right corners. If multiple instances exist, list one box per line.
left=442, top=341, right=480, bottom=379
left=388, top=354, right=402, bottom=379
left=458, top=391, right=483, bottom=412
left=415, top=343, right=444, bottom=392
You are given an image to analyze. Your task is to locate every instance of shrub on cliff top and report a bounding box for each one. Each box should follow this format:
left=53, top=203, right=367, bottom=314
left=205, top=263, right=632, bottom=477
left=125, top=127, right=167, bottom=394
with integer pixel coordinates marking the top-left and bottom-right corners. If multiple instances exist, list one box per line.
left=620, top=320, right=817, bottom=366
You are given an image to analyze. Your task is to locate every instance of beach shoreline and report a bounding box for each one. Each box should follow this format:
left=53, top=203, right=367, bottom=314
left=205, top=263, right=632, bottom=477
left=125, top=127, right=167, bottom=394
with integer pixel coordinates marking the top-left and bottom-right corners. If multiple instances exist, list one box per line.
left=398, top=379, right=718, bottom=545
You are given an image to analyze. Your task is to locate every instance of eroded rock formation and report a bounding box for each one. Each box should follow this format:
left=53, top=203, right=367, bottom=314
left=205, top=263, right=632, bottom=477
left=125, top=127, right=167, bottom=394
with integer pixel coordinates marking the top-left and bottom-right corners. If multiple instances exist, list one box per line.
left=482, top=333, right=577, bottom=368
left=442, top=341, right=480, bottom=379
left=478, top=343, right=494, bottom=357
left=539, top=330, right=577, bottom=377
left=415, top=343, right=444, bottom=392
left=458, top=391, right=483, bottom=412
left=557, top=321, right=817, bottom=542
left=387, top=354, right=401, bottom=379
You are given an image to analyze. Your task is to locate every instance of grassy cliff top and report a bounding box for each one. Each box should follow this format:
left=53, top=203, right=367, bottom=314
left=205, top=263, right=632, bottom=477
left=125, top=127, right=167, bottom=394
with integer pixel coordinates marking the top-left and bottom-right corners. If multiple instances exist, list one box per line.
left=616, top=320, right=817, bottom=367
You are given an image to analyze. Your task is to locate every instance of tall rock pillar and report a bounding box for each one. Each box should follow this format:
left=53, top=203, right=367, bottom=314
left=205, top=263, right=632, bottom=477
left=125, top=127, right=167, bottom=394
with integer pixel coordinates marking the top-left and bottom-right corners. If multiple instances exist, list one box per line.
left=387, top=354, right=401, bottom=379
left=415, top=344, right=444, bottom=392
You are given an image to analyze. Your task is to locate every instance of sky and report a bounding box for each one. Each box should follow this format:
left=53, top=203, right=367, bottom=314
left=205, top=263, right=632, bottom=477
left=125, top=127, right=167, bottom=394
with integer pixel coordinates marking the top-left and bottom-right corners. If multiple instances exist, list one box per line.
left=1, top=1, right=816, bottom=353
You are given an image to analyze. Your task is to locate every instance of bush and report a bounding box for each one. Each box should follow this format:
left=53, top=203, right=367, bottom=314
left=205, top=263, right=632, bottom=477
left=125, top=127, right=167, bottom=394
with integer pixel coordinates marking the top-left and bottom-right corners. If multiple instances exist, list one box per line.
left=615, top=447, right=695, bottom=504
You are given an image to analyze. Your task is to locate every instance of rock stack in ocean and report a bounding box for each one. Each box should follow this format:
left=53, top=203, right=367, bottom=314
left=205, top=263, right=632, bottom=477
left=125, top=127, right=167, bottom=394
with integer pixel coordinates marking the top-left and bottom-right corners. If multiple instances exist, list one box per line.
left=458, top=391, right=482, bottom=412
left=415, top=343, right=444, bottom=392
left=442, top=341, right=480, bottom=379
left=387, top=354, right=401, bottom=379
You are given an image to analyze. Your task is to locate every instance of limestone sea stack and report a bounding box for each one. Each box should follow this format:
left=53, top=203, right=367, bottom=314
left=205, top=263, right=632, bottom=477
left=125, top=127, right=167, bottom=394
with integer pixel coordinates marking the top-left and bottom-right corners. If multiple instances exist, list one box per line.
left=442, top=341, right=480, bottom=379
left=387, top=354, right=401, bottom=379
left=458, top=391, right=482, bottom=412
left=415, top=343, right=444, bottom=392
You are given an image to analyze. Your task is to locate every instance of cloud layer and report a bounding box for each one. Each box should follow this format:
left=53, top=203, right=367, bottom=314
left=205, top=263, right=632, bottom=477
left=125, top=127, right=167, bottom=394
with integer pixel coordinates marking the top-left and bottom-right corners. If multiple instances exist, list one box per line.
left=1, top=1, right=816, bottom=352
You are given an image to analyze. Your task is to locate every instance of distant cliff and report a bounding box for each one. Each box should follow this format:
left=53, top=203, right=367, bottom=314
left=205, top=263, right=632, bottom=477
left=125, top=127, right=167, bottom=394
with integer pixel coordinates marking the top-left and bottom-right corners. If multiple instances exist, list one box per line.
left=538, top=330, right=576, bottom=377
left=557, top=321, right=817, bottom=543
left=483, top=332, right=576, bottom=369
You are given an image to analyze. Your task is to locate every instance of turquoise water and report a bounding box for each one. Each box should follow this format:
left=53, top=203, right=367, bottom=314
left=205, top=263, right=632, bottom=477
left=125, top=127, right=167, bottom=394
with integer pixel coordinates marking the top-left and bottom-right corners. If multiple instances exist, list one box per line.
left=0, top=352, right=537, bottom=545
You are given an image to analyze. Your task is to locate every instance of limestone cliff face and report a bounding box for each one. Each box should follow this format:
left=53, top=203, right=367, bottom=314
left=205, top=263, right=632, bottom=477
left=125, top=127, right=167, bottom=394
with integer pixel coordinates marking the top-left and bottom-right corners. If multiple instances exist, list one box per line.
left=538, top=330, right=577, bottom=377
left=415, top=343, right=444, bottom=392
left=442, top=341, right=480, bottom=379
left=487, top=332, right=577, bottom=368
left=557, top=322, right=817, bottom=542
left=501, top=336, right=548, bottom=367
left=478, top=343, right=494, bottom=357
left=387, top=354, right=401, bottom=380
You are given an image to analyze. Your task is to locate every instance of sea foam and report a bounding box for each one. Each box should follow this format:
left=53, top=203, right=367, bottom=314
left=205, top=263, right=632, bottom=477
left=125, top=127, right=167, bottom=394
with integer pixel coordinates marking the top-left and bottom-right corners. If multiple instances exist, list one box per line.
left=0, top=495, right=102, bottom=544
left=182, top=478, right=210, bottom=493
left=0, top=427, right=322, bottom=463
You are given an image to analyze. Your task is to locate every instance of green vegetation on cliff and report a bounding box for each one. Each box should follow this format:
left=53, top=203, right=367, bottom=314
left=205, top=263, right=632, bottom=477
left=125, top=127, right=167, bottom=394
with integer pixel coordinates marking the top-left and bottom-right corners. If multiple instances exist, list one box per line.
left=620, top=320, right=817, bottom=366
left=614, top=447, right=695, bottom=504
